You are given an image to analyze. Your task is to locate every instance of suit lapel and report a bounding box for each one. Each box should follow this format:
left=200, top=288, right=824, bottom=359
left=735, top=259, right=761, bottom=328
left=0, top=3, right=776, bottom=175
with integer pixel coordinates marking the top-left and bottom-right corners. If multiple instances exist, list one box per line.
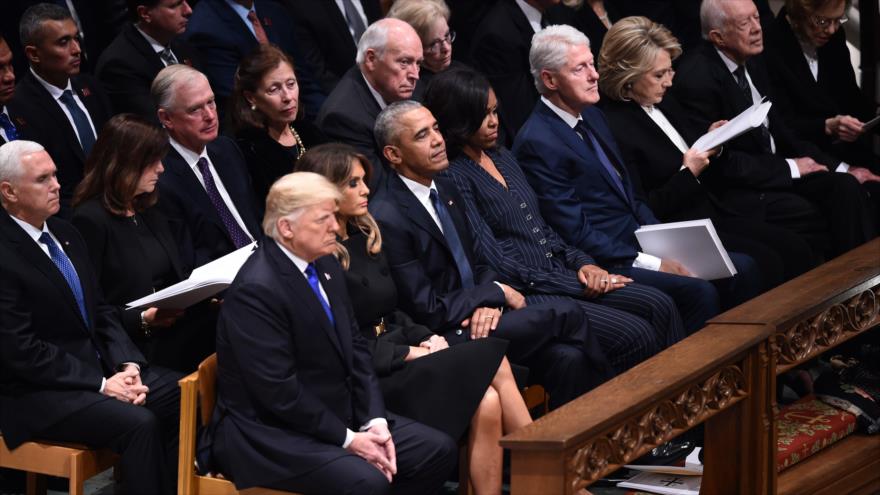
left=49, top=218, right=94, bottom=328
left=316, top=256, right=352, bottom=367
left=269, top=241, right=346, bottom=362
left=389, top=174, right=449, bottom=249
left=124, top=24, right=165, bottom=75
left=20, top=74, right=86, bottom=163
left=164, top=147, right=231, bottom=237
left=207, top=144, right=258, bottom=238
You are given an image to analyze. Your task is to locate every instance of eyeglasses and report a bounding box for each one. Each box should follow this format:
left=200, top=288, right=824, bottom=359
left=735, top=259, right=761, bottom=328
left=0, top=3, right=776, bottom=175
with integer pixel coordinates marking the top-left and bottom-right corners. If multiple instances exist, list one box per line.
left=809, top=14, right=848, bottom=29
left=425, top=31, right=455, bottom=55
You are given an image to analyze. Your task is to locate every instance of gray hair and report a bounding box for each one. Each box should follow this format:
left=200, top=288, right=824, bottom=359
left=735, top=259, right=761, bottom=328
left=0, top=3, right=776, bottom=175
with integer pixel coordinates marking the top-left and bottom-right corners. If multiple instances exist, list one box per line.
left=356, top=20, right=390, bottom=65
left=374, top=100, right=424, bottom=148
left=529, top=24, right=591, bottom=95
left=19, top=3, right=72, bottom=47
left=263, top=172, right=341, bottom=241
left=151, top=64, right=208, bottom=111
left=700, top=0, right=730, bottom=40
left=0, top=140, right=45, bottom=184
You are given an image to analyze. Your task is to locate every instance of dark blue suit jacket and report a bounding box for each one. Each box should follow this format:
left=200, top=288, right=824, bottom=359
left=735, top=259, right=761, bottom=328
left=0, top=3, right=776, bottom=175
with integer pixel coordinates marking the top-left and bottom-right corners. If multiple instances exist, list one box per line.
left=370, top=174, right=506, bottom=339
left=156, top=136, right=261, bottom=269
left=204, top=240, right=385, bottom=488
left=183, top=0, right=325, bottom=118
left=513, top=101, right=658, bottom=266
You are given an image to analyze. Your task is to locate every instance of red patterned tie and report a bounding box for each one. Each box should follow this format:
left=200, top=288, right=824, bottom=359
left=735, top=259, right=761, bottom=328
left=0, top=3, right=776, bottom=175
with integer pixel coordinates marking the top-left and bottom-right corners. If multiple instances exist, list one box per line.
left=247, top=10, right=269, bottom=45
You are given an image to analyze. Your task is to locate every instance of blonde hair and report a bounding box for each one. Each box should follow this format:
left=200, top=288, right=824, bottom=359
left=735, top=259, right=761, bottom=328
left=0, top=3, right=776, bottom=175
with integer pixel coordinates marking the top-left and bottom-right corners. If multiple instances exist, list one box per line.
left=387, top=0, right=451, bottom=44
left=294, top=143, right=382, bottom=269
left=263, top=172, right=341, bottom=241
left=598, top=16, right=681, bottom=102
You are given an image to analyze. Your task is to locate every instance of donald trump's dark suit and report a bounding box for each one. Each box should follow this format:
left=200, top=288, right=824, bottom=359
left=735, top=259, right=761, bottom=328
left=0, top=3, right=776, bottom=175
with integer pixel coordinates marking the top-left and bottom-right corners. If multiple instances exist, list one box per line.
left=200, top=239, right=456, bottom=492
left=371, top=174, right=612, bottom=408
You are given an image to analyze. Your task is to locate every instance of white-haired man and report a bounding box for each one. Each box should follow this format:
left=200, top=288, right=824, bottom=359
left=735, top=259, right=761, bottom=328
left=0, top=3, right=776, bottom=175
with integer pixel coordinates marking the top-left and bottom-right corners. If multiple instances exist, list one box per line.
left=199, top=171, right=457, bottom=493
left=0, top=140, right=181, bottom=494
left=316, top=18, right=423, bottom=189
left=669, top=0, right=876, bottom=257
left=151, top=64, right=261, bottom=269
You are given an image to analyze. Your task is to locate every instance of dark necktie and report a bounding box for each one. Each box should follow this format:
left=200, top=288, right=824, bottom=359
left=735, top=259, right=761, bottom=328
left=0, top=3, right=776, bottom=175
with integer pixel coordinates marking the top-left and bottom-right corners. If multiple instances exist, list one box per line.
left=159, top=47, right=178, bottom=66
left=247, top=10, right=269, bottom=45
left=733, top=66, right=772, bottom=152
left=39, top=232, right=88, bottom=324
left=575, top=121, right=626, bottom=196
left=58, top=90, right=96, bottom=155
left=341, top=0, right=366, bottom=43
left=0, top=113, right=18, bottom=141
left=429, top=188, right=475, bottom=289
left=196, top=157, right=252, bottom=248
left=305, top=263, right=334, bottom=326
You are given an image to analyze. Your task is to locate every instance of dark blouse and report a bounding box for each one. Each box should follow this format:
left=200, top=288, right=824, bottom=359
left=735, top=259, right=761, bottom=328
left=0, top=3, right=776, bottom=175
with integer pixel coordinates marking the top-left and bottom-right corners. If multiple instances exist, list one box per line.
left=443, top=147, right=594, bottom=297
left=341, top=227, right=433, bottom=376
left=132, top=212, right=176, bottom=290
left=235, top=119, right=327, bottom=203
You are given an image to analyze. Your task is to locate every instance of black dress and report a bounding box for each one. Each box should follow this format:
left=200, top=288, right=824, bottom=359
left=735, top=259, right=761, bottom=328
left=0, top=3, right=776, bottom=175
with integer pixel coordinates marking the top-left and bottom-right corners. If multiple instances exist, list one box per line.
left=71, top=198, right=217, bottom=372
left=235, top=120, right=327, bottom=205
left=341, top=228, right=507, bottom=440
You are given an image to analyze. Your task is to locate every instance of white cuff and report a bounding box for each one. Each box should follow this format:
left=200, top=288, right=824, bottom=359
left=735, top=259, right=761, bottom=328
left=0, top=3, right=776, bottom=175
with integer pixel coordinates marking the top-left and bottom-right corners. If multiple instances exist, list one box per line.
left=633, top=252, right=662, bottom=271
left=836, top=162, right=850, bottom=173
left=360, top=418, right=388, bottom=431
left=99, top=377, right=106, bottom=393
left=492, top=281, right=505, bottom=297
left=342, top=428, right=356, bottom=448
left=786, top=159, right=801, bottom=179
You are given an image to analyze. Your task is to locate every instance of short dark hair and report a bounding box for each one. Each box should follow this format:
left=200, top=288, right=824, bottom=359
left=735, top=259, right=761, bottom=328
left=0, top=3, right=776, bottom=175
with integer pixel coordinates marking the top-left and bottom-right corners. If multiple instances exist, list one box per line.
left=20, top=3, right=73, bottom=47
left=422, top=67, right=491, bottom=160
left=231, top=44, right=298, bottom=131
left=73, top=114, right=169, bottom=214
left=127, top=0, right=163, bottom=23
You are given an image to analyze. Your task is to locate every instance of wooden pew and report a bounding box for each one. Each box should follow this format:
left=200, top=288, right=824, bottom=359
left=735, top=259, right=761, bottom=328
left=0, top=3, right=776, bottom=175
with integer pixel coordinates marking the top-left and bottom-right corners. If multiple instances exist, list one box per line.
left=502, top=239, right=880, bottom=494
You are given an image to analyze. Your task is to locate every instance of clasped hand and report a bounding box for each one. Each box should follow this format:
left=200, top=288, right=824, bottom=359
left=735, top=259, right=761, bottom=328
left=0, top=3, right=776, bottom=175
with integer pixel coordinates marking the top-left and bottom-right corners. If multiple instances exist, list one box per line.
left=347, top=424, right=397, bottom=482
left=578, top=264, right=631, bottom=298
left=102, top=365, right=148, bottom=405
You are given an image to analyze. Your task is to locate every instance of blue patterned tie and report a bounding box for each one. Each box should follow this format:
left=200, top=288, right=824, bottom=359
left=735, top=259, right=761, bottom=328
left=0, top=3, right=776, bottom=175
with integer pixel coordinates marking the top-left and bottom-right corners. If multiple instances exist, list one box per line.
left=0, top=113, right=18, bottom=141
left=58, top=90, right=96, bottom=155
left=429, top=188, right=475, bottom=289
left=39, top=232, right=88, bottom=324
left=196, top=157, right=252, bottom=248
left=305, top=263, right=334, bottom=326
left=576, top=121, right=626, bottom=196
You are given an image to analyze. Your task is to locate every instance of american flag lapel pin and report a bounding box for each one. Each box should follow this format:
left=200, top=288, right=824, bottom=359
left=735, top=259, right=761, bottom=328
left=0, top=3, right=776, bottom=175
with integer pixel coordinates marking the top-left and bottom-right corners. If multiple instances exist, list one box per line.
left=448, top=200, right=453, bottom=206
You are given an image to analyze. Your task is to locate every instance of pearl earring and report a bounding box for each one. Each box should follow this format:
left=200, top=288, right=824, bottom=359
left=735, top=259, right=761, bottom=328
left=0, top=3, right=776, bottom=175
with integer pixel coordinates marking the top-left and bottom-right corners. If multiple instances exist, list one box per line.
left=250, top=104, right=257, bottom=111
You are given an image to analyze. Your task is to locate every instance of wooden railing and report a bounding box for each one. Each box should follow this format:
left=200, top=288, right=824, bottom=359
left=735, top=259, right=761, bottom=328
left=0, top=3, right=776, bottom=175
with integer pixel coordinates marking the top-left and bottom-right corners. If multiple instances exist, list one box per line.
left=501, top=239, right=880, bottom=495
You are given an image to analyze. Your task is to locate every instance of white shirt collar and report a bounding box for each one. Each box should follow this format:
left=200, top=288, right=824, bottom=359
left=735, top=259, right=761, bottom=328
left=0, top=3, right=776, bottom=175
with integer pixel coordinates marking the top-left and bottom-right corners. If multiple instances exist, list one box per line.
left=514, top=0, right=543, bottom=32
left=134, top=24, right=167, bottom=54
left=716, top=48, right=741, bottom=74
left=399, top=173, right=435, bottom=202
left=274, top=237, right=311, bottom=273
left=30, top=67, right=71, bottom=99
left=9, top=214, right=48, bottom=242
left=168, top=137, right=208, bottom=167
left=361, top=72, right=388, bottom=110
left=224, top=0, right=255, bottom=20
left=541, top=95, right=581, bottom=129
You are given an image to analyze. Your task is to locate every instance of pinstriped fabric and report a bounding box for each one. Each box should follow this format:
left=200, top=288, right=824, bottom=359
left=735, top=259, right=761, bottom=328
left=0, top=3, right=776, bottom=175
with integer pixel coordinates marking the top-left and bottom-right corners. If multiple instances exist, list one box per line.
left=445, top=148, right=684, bottom=372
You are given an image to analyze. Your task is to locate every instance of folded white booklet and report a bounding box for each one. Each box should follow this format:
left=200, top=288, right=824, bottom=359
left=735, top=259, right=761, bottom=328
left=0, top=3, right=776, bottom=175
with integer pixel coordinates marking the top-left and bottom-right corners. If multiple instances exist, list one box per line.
left=617, top=471, right=701, bottom=495
left=692, top=98, right=772, bottom=152
left=634, top=219, right=736, bottom=280
left=624, top=447, right=704, bottom=476
left=126, top=242, right=258, bottom=309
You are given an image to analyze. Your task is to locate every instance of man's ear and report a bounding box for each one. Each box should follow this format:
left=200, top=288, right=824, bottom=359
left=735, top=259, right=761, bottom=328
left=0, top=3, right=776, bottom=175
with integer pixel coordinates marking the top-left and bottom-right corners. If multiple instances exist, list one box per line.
left=24, top=45, right=40, bottom=65
left=277, top=217, right=295, bottom=241
left=136, top=5, right=151, bottom=23
left=0, top=181, right=17, bottom=205
left=363, top=48, right=378, bottom=71
left=540, top=69, right=557, bottom=92
left=708, top=28, right=725, bottom=47
left=157, top=108, right=172, bottom=130
left=382, top=144, right=401, bottom=165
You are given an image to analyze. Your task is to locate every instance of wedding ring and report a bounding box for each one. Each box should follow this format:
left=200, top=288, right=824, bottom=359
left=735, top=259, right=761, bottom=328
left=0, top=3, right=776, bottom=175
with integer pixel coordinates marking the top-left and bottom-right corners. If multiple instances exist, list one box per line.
left=611, top=277, right=618, bottom=284
left=601, top=279, right=608, bottom=284
left=485, top=315, right=494, bottom=320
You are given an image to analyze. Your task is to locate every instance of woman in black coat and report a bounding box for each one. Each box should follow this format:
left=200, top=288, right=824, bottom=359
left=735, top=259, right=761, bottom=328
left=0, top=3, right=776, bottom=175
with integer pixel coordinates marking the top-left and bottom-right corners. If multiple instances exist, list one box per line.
left=597, top=16, right=818, bottom=286
left=231, top=44, right=326, bottom=204
left=296, top=143, right=532, bottom=495
left=71, top=114, right=214, bottom=372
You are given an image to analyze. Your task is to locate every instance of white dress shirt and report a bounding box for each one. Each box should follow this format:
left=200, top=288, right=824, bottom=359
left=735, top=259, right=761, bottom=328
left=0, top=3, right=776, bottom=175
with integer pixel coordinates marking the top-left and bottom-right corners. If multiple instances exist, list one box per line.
left=31, top=68, right=97, bottom=149
left=399, top=174, right=443, bottom=231
left=274, top=238, right=387, bottom=447
left=541, top=97, right=663, bottom=271
left=168, top=138, right=254, bottom=243
left=514, top=0, right=544, bottom=33
left=716, top=49, right=848, bottom=174
left=134, top=25, right=177, bottom=66
left=333, top=0, right=368, bottom=41
left=362, top=73, right=388, bottom=110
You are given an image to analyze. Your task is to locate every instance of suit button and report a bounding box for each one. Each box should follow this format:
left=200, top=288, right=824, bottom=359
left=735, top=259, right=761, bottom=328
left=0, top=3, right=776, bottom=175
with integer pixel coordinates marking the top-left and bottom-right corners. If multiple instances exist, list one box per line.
left=529, top=282, right=535, bottom=287
left=455, top=329, right=463, bottom=336
left=545, top=252, right=553, bottom=258
left=532, top=227, right=540, bottom=233
left=525, top=214, right=532, bottom=221
left=520, top=202, right=527, bottom=208
left=539, top=239, right=547, bottom=245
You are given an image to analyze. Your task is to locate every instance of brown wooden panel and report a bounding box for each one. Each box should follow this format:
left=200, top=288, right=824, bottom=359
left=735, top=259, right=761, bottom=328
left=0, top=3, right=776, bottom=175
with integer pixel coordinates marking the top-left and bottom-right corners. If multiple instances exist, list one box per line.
left=777, top=434, right=880, bottom=495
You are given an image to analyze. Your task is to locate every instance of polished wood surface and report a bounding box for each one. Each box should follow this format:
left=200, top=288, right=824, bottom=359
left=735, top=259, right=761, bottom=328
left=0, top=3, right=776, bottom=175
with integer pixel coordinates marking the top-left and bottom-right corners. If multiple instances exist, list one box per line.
left=503, top=239, right=880, bottom=494
left=0, top=435, right=117, bottom=495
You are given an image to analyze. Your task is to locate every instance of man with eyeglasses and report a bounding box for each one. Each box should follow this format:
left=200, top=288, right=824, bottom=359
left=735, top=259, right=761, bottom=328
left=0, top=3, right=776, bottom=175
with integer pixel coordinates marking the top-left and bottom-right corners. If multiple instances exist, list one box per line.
left=669, top=0, right=876, bottom=258
left=764, top=0, right=880, bottom=214
left=316, top=18, right=424, bottom=189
